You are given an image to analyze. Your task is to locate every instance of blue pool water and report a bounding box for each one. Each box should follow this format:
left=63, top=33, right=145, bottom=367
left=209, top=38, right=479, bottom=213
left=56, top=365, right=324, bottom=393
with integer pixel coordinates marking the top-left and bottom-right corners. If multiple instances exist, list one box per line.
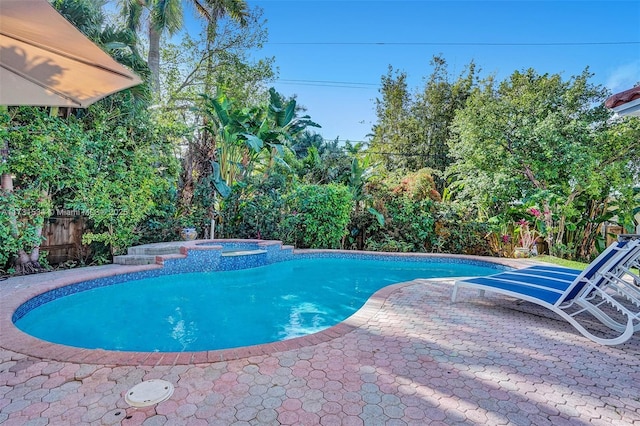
left=15, top=257, right=503, bottom=352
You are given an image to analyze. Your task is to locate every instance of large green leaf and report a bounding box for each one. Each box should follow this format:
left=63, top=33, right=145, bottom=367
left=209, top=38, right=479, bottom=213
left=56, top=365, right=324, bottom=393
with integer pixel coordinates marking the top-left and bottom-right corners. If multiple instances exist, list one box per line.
left=210, top=161, right=231, bottom=198
left=242, top=133, right=264, bottom=152
left=284, top=101, right=296, bottom=126
left=368, top=207, right=386, bottom=226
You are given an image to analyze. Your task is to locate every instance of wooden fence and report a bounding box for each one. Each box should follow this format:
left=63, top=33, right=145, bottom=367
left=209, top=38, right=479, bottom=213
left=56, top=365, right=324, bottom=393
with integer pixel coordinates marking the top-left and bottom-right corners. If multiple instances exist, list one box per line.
left=41, top=214, right=89, bottom=264
left=604, top=224, right=624, bottom=246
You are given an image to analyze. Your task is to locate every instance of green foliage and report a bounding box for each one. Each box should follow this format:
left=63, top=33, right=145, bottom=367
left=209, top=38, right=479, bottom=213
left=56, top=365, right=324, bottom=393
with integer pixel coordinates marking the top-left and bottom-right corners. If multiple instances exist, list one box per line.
left=355, top=172, right=438, bottom=253
left=121, top=0, right=250, bottom=91
left=137, top=186, right=181, bottom=244
left=200, top=87, right=320, bottom=187
left=70, top=100, right=180, bottom=257
left=369, top=57, right=478, bottom=191
left=369, top=66, right=412, bottom=172
left=220, top=173, right=288, bottom=240
left=371, top=196, right=435, bottom=252
left=0, top=190, right=46, bottom=269
left=432, top=204, right=492, bottom=255
left=392, top=168, right=442, bottom=202
left=159, top=6, right=274, bottom=109
left=282, top=184, right=352, bottom=249
left=73, top=154, right=158, bottom=255
left=611, top=187, right=640, bottom=234
left=447, top=67, right=639, bottom=259
left=1, top=107, right=88, bottom=270
left=188, top=88, right=321, bottom=237
left=365, top=235, right=414, bottom=253
left=297, top=140, right=352, bottom=185
left=4, top=108, right=88, bottom=196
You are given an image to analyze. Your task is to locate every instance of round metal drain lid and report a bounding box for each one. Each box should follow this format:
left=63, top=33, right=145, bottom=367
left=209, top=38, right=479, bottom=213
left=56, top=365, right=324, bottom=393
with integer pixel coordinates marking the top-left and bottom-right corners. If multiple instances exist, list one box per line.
left=125, top=380, right=174, bottom=407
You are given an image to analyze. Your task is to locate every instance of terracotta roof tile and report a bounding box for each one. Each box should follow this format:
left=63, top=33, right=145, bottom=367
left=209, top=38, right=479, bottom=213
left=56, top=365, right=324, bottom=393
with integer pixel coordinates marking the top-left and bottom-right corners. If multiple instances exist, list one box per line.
left=605, top=86, right=640, bottom=108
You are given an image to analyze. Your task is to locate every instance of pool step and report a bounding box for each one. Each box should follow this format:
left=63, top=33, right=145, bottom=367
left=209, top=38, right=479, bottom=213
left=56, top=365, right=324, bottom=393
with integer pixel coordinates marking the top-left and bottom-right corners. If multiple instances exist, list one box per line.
left=221, top=249, right=267, bottom=257
left=127, top=242, right=184, bottom=256
left=114, top=242, right=187, bottom=265
left=113, top=254, right=157, bottom=265
left=220, top=249, right=268, bottom=270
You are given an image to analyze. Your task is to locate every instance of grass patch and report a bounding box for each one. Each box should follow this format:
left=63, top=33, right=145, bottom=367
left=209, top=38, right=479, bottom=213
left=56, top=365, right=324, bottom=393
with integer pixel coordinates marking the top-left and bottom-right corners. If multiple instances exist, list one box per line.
left=535, top=254, right=639, bottom=276
left=534, top=255, right=588, bottom=270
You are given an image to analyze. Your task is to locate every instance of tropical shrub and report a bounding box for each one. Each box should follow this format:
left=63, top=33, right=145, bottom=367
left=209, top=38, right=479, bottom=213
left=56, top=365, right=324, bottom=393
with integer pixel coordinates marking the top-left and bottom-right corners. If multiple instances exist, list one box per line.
left=448, top=68, right=640, bottom=260
left=357, top=170, right=438, bottom=253
left=0, top=190, right=48, bottom=272
left=432, top=204, right=492, bottom=255
left=1, top=107, right=88, bottom=273
left=281, top=184, right=352, bottom=249
left=220, top=173, right=288, bottom=240
left=365, top=196, right=436, bottom=252
left=364, top=235, right=414, bottom=253
left=392, top=168, right=442, bottom=202
left=69, top=98, right=179, bottom=257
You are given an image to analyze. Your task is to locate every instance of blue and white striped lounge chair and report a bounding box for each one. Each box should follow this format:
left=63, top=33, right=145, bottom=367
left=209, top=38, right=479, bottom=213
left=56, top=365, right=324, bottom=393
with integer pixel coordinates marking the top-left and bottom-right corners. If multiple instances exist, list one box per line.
left=452, top=237, right=640, bottom=345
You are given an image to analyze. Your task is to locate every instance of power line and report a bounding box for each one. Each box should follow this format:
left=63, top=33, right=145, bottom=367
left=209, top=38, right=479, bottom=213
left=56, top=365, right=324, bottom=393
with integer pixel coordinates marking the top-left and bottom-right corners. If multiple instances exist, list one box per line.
left=279, top=79, right=378, bottom=87
left=277, top=79, right=378, bottom=90
left=268, top=41, right=640, bottom=46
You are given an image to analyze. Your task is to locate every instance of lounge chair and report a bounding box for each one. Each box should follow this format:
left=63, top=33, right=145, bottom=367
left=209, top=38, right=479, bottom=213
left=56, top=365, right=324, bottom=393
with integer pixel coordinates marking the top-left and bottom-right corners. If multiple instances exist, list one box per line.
left=452, top=237, right=640, bottom=345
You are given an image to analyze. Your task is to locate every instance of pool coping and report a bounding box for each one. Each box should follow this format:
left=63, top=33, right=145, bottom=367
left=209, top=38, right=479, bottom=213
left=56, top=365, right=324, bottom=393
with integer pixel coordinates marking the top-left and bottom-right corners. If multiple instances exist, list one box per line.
left=0, top=249, right=532, bottom=366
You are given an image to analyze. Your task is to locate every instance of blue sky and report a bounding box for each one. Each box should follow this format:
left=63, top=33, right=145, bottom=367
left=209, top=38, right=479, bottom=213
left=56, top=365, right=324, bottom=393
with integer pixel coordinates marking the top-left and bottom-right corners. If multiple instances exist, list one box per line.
left=211, top=0, right=640, bottom=142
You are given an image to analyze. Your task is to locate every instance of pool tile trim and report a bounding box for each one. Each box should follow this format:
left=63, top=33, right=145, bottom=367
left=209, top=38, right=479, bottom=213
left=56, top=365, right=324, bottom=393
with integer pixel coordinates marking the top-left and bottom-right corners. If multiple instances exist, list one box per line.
left=1, top=245, right=528, bottom=366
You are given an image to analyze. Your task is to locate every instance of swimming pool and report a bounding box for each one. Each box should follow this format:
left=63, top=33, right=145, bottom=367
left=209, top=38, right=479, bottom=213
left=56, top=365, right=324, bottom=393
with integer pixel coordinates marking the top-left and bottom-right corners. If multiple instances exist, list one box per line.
left=14, top=255, right=505, bottom=352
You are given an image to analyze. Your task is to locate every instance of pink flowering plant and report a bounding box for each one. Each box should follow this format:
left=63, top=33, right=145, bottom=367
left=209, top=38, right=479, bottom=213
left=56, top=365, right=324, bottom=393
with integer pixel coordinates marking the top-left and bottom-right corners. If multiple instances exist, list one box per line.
left=515, top=206, right=549, bottom=251
left=485, top=219, right=515, bottom=257
left=487, top=205, right=550, bottom=257
left=515, top=218, right=538, bottom=250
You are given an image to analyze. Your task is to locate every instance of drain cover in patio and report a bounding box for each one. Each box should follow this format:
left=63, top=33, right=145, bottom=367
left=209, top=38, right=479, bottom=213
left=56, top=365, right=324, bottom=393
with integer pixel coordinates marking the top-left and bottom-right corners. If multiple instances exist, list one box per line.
left=125, top=380, right=174, bottom=407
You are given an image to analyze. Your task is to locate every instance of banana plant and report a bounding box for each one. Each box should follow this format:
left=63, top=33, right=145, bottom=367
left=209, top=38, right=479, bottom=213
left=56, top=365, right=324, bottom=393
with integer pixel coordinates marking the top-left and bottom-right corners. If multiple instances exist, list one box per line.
left=607, top=187, right=640, bottom=234
left=348, top=156, right=384, bottom=226
left=200, top=88, right=320, bottom=186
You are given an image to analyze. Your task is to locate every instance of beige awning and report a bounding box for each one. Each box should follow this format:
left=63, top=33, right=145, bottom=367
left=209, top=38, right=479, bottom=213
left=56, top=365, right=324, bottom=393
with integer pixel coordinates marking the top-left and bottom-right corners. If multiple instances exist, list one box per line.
left=0, top=0, right=142, bottom=107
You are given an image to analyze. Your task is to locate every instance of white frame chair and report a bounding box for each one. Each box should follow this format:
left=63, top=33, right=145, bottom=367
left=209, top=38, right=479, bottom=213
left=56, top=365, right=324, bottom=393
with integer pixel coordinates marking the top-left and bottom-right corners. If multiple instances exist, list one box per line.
left=452, top=237, right=640, bottom=345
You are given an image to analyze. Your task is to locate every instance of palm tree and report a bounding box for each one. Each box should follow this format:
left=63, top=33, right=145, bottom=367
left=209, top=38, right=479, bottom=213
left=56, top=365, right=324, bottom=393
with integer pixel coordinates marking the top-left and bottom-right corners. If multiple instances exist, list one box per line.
left=120, top=0, right=248, bottom=94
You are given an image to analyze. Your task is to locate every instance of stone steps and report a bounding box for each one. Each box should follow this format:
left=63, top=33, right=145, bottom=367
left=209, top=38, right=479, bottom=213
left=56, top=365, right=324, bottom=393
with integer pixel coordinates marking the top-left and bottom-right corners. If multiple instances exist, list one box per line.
left=220, top=249, right=267, bottom=257
left=114, top=242, right=187, bottom=265
left=127, top=243, right=184, bottom=256
left=112, top=254, right=158, bottom=265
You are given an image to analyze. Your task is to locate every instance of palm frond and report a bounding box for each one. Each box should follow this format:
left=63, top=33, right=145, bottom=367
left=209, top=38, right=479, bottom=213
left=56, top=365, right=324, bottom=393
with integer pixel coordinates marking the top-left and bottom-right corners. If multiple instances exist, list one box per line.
left=119, top=0, right=144, bottom=32
left=209, top=0, right=249, bottom=26
left=152, top=0, right=183, bottom=35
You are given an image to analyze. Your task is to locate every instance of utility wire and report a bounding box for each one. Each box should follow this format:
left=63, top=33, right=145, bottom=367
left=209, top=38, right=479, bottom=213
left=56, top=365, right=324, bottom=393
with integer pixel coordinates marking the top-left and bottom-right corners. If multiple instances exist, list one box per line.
left=313, top=140, right=441, bottom=157
left=277, top=79, right=378, bottom=90
left=279, top=79, right=378, bottom=87
left=268, top=41, right=640, bottom=46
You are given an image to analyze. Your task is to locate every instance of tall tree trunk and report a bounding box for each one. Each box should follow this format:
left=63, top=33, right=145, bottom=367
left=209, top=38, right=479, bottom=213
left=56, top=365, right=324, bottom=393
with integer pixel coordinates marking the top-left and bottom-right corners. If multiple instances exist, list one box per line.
left=1, top=173, right=11, bottom=192
left=553, top=192, right=580, bottom=252
left=148, top=25, right=161, bottom=94
left=204, top=10, right=218, bottom=96
left=1, top=132, right=28, bottom=272
left=13, top=190, right=48, bottom=275
left=577, top=198, right=606, bottom=261
left=1, top=107, right=10, bottom=192
left=541, top=199, right=554, bottom=252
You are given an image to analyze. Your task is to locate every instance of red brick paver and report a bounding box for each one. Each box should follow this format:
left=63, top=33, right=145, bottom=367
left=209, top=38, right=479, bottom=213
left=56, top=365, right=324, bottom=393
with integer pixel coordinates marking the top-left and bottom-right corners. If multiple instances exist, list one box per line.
left=2, top=261, right=639, bottom=425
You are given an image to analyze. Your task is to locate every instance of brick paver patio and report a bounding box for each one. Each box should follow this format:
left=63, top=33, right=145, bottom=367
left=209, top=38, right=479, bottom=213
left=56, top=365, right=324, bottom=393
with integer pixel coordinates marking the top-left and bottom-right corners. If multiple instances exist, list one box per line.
left=1, top=261, right=639, bottom=425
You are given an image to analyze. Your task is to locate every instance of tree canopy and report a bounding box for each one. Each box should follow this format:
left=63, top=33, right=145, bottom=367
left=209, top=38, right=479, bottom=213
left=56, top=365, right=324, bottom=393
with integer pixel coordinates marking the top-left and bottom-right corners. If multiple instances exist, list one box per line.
left=2, top=1, right=638, bottom=273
